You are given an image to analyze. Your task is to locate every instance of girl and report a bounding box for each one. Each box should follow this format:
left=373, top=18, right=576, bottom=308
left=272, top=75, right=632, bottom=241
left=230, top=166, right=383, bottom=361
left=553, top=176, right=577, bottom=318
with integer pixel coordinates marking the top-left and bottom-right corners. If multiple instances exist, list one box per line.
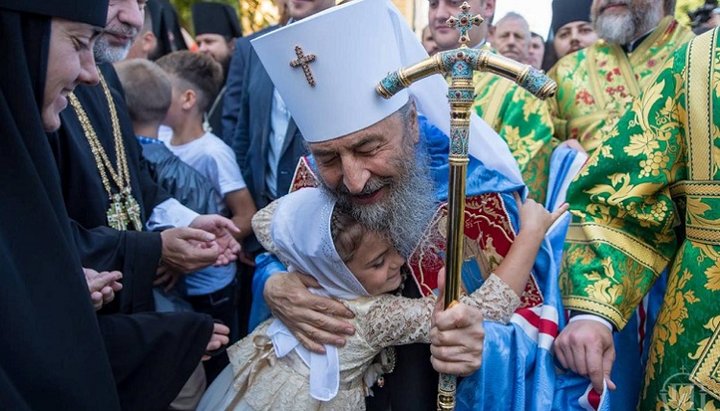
left=200, top=187, right=566, bottom=410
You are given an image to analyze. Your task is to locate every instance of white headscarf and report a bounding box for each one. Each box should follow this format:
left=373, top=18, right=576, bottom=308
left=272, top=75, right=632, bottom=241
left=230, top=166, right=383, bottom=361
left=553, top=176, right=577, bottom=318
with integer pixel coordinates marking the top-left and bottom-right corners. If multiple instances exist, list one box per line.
left=267, top=187, right=369, bottom=401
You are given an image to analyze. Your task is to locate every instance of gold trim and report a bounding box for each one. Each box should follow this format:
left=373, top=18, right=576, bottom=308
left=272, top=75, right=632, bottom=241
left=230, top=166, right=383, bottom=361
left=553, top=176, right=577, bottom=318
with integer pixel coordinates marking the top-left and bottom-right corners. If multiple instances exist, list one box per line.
left=670, top=180, right=720, bottom=198
left=566, top=224, right=669, bottom=275
left=685, top=29, right=716, bottom=181
left=563, top=296, right=626, bottom=329
left=690, top=322, right=720, bottom=401
left=686, top=225, right=720, bottom=245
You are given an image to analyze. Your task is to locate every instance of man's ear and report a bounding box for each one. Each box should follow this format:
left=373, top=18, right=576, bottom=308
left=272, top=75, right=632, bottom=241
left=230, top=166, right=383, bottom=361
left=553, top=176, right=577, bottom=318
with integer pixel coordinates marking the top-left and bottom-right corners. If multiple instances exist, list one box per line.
left=228, top=38, right=237, bottom=52
left=143, top=32, right=158, bottom=55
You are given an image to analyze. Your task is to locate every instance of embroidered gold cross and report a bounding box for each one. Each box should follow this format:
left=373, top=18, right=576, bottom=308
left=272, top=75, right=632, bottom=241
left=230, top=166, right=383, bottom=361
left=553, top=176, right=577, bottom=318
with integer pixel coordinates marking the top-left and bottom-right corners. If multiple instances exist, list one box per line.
left=446, top=2, right=483, bottom=47
left=290, top=45, right=317, bottom=87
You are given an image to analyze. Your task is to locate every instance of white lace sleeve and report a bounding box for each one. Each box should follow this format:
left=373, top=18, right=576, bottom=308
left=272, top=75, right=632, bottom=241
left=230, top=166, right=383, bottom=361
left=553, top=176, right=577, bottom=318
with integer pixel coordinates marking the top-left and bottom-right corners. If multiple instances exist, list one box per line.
left=362, top=274, right=519, bottom=350
left=251, top=200, right=280, bottom=255
left=460, top=273, right=520, bottom=324
left=362, top=294, right=436, bottom=351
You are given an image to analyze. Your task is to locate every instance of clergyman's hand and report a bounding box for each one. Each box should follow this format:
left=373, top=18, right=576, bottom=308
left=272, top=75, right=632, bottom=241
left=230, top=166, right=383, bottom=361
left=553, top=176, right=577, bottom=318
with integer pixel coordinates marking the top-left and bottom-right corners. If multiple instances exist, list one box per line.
left=83, top=268, right=123, bottom=311
left=429, top=267, right=484, bottom=376
left=264, top=272, right=355, bottom=353
left=160, top=227, right=221, bottom=273
left=554, top=319, right=616, bottom=393
left=190, top=214, right=241, bottom=265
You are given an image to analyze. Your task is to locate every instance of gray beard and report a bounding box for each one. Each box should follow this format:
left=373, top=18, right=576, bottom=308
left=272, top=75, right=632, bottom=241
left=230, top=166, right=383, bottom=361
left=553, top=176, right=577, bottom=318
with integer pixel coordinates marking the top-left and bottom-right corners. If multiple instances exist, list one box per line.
left=593, top=2, right=663, bottom=45
left=94, top=36, right=131, bottom=63
left=325, top=150, right=436, bottom=258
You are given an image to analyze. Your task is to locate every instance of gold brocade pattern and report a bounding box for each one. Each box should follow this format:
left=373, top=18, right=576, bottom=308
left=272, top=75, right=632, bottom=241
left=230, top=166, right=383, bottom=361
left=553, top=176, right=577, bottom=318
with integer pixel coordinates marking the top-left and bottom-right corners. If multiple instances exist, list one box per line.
left=549, top=17, right=694, bottom=154
left=562, top=28, right=720, bottom=408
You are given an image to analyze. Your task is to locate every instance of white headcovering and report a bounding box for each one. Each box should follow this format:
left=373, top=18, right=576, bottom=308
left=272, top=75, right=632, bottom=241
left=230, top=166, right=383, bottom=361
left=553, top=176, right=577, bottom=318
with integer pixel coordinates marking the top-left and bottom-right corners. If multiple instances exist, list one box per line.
left=271, top=187, right=369, bottom=300
left=252, top=0, right=524, bottom=185
left=266, top=187, right=369, bottom=402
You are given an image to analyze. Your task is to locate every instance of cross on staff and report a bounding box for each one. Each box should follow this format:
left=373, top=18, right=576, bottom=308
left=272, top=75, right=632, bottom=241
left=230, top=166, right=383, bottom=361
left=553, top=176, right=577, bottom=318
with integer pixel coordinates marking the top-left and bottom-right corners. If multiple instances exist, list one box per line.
left=290, top=45, right=317, bottom=87
left=445, top=2, right=483, bottom=46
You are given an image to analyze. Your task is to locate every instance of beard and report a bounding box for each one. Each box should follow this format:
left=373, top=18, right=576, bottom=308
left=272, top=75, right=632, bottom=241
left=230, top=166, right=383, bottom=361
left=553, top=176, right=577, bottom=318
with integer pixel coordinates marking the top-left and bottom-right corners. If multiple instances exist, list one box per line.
left=322, top=135, right=436, bottom=258
left=93, top=24, right=138, bottom=63
left=592, top=0, right=663, bottom=44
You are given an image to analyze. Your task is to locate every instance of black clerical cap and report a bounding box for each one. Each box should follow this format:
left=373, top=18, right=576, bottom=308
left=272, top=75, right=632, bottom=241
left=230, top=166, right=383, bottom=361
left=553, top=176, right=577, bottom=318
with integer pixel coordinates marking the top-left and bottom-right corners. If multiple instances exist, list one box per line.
left=192, top=2, right=242, bottom=38
left=551, top=0, right=592, bottom=35
left=0, top=0, right=107, bottom=26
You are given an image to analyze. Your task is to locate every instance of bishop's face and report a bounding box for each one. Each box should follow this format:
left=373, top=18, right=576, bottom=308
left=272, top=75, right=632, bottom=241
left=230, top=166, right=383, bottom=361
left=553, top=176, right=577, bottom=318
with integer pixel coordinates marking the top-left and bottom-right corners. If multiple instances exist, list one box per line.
left=310, top=108, right=418, bottom=203
left=310, top=104, right=436, bottom=257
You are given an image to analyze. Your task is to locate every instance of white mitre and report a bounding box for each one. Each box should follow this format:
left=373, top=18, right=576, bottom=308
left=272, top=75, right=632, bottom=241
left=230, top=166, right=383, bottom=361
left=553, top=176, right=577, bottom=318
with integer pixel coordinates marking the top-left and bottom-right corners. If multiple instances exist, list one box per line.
left=251, top=0, right=524, bottom=185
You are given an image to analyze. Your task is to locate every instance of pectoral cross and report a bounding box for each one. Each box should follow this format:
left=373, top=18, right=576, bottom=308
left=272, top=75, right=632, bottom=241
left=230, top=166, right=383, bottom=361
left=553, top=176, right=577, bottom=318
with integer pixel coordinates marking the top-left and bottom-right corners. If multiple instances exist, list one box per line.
left=107, top=194, right=128, bottom=231
left=122, top=188, right=143, bottom=231
left=446, top=2, right=483, bottom=47
left=290, top=45, right=317, bottom=87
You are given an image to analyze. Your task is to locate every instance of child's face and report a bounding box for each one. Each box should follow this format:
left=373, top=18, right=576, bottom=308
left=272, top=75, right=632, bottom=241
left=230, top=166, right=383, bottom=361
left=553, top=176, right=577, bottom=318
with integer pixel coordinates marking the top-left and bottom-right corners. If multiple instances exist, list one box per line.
left=345, top=231, right=406, bottom=295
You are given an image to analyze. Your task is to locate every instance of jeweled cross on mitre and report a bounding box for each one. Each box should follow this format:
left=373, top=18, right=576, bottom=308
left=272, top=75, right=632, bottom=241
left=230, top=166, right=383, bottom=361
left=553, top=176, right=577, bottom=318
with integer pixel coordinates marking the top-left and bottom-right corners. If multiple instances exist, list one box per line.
left=445, top=2, right=483, bottom=47
left=290, top=45, right=317, bottom=87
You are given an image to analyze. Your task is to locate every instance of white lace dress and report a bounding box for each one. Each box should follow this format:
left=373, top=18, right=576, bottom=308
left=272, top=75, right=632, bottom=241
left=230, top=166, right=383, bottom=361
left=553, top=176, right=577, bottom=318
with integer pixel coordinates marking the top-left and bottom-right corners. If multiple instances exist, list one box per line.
left=197, top=203, right=521, bottom=411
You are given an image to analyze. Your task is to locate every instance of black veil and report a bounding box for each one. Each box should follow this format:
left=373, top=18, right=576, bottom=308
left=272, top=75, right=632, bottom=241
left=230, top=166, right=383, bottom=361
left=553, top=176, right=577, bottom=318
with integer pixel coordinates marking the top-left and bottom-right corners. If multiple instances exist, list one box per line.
left=0, top=9, right=120, bottom=410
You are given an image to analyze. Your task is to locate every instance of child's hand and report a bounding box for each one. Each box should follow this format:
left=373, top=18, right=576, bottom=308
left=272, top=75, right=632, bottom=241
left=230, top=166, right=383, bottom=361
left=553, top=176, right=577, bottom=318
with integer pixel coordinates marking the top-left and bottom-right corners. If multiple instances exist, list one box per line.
left=519, top=200, right=569, bottom=236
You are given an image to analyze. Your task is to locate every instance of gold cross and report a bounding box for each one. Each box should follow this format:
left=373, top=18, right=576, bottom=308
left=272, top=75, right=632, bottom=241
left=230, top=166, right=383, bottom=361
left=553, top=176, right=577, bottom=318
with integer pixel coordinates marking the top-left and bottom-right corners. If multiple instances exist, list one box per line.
left=446, top=2, right=483, bottom=47
left=107, top=194, right=128, bottom=231
left=290, top=45, right=317, bottom=87
left=123, top=188, right=143, bottom=231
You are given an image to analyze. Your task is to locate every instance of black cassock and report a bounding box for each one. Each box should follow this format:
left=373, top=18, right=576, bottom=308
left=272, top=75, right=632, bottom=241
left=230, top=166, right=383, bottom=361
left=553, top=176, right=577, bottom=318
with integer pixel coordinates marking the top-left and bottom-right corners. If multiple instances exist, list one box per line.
left=50, top=63, right=214, bottom=411
left=51, top=63, right=167, bottom=313
left=0, top=11, right=120, bottom=409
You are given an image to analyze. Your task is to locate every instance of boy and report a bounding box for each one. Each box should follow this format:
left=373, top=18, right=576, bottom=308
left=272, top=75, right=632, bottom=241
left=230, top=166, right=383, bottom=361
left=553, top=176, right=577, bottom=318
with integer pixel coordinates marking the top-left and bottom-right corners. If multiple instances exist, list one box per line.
left=114, top=58, right=220, bottom=216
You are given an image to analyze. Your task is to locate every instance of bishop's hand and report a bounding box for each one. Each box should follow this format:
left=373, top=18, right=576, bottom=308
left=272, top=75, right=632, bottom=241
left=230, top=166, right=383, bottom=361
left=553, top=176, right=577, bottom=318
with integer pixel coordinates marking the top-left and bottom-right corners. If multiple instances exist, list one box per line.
left=264, top=271, right=356, bottom=353
left=430, top=267, right=485, bottom=376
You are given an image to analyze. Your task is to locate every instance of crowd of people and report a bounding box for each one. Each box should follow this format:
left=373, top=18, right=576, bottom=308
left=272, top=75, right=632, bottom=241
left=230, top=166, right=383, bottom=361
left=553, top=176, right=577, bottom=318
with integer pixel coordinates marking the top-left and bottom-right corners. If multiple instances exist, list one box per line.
left=2, top=0, right=720, bottom=410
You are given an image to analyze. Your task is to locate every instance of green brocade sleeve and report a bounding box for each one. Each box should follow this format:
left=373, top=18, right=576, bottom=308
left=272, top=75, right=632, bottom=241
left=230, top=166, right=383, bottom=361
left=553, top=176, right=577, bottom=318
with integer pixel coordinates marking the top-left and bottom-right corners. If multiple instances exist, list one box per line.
left=560, top=53, right=689, bottom=329
left=473, top=75, right=555, bottom=203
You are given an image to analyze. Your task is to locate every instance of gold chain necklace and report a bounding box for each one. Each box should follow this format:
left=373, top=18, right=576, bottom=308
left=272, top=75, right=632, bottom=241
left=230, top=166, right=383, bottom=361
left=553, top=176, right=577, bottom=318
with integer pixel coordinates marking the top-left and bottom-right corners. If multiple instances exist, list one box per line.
left=68, top=72, right=143, bottom=231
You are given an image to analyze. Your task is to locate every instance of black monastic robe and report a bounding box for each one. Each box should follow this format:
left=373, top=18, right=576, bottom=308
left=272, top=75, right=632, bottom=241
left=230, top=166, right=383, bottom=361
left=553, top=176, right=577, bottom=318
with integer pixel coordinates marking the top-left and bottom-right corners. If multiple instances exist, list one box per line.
left=0, top=11, right=120, bottom=409
left=51, top=63, right=167, bottom=312
left=50, top=63, right=215, bottom=411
